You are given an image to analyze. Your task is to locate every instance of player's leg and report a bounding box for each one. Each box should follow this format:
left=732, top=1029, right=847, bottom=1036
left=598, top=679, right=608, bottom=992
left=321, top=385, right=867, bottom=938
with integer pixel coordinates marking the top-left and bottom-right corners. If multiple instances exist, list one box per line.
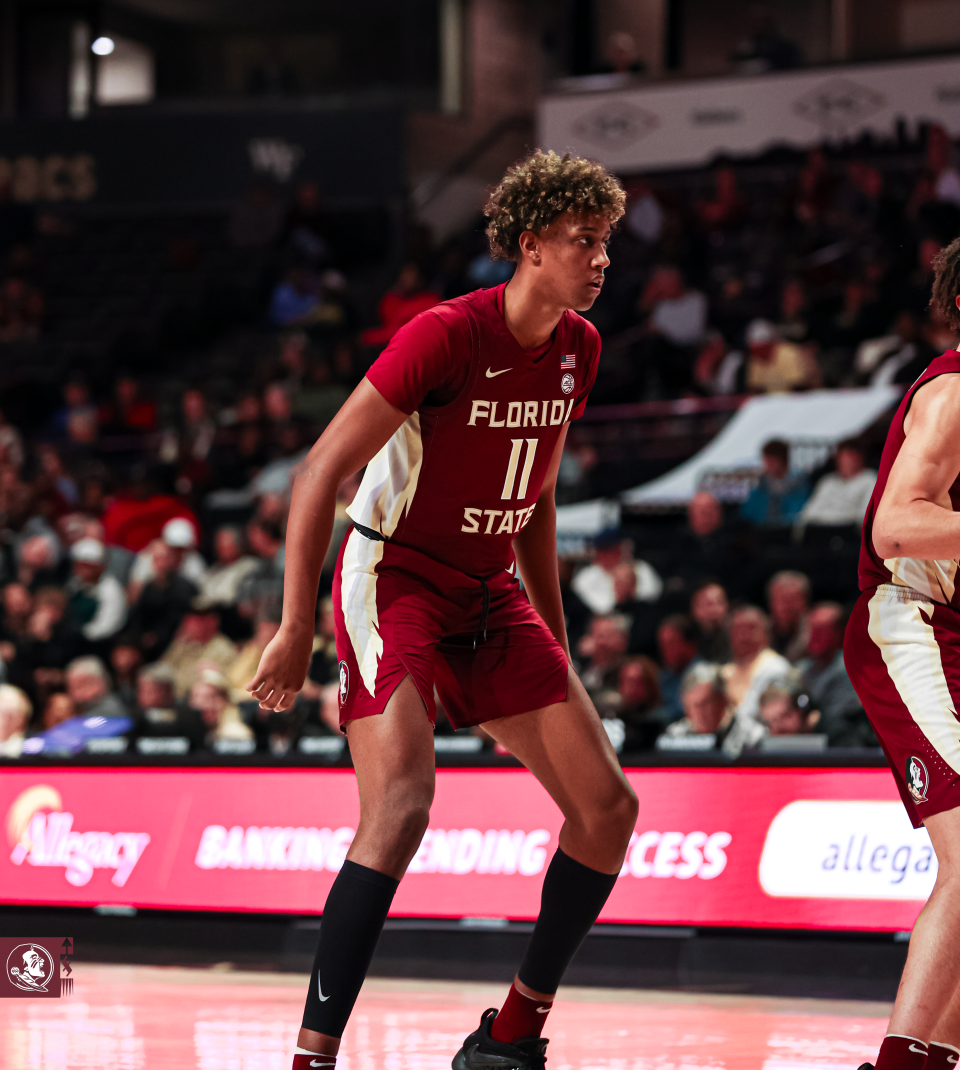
left=454, top=667, right=637, bottom=1066
left=296, top=675, right=435, bottom=1063
left=925, top=973, right=960, bottom=1070
left=870, top=804, right=960, bottom=1070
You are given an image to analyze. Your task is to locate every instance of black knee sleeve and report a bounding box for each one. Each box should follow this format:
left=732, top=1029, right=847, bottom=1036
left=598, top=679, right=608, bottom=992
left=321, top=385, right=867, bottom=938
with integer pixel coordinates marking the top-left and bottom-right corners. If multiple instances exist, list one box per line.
left=517, top=848, right=618, bottom=995
left=301, top=860, right=399, bottom=1038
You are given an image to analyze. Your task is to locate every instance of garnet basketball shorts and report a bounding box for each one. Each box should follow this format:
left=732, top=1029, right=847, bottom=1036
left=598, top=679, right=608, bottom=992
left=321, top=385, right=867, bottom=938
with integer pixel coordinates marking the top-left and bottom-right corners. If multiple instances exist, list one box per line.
left=845, top=583, right=960, bottom=827
left=332, top=527, right=569, bottom=730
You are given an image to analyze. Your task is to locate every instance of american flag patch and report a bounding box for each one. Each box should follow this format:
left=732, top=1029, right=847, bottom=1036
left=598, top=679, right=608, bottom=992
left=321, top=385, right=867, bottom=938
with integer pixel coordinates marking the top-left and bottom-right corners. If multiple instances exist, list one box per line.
left=560, top=353, right=576, bottom=369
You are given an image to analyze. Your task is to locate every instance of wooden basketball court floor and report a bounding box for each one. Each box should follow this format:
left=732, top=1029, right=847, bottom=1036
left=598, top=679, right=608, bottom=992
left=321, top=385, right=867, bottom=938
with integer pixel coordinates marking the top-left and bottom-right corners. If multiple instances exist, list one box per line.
left=0, top=964, right=889, bottom=1069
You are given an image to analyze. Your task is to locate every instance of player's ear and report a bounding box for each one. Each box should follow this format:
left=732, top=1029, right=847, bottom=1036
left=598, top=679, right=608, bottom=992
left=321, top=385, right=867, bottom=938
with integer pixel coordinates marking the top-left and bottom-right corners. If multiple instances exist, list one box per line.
left=517, top=228, right=541, bottom=265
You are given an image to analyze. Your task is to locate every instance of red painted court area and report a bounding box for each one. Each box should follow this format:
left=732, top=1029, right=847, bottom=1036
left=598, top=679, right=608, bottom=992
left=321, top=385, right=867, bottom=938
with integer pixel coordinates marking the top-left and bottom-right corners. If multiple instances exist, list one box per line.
left=0, top=966, right=889, bottom=1069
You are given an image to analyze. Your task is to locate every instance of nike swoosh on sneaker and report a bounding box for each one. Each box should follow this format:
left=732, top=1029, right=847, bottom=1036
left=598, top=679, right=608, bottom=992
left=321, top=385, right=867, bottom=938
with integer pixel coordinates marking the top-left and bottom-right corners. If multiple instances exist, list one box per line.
left=318, top=977, right=330, bottom=1002
left=485, top=367, right=512, bottom=378
left=909, top=1045, right=927, bottom=1055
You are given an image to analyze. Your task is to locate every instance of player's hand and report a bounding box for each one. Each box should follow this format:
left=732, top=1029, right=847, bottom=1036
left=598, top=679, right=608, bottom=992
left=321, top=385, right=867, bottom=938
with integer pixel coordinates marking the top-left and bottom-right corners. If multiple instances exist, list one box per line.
left=245, top=626, right=313, bottom=712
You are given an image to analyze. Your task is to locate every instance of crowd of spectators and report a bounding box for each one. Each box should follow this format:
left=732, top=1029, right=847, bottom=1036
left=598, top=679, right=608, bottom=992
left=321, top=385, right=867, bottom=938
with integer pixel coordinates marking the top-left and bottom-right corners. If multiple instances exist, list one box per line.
left=2, top=125, right=959, bottom=761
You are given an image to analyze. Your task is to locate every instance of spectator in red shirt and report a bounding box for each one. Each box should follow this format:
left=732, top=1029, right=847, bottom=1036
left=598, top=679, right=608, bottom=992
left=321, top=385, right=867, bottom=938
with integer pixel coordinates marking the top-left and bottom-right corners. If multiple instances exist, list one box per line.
left=360, top=263, right=440, bottom=348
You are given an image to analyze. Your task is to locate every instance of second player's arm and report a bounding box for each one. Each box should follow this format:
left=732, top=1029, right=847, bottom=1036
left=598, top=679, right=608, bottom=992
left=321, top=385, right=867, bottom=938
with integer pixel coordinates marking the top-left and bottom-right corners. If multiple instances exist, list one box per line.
left=245, top=379, right=408, bottom=711
left=513, top=426, right=572, bottom=662
left=873, top=373, right=960, bottom=560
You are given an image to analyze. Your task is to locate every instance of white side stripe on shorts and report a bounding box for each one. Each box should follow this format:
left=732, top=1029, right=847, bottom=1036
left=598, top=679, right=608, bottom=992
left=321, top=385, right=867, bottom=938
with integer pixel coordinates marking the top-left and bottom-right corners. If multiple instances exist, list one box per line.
left=340, top=529, right=385, bottom=699
left=867, top=584, right=960, bottom=776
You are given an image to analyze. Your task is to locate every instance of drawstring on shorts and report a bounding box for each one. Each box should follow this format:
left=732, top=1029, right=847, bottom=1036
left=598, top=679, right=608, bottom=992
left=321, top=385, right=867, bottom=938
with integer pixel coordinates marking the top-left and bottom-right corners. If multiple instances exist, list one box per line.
left=474, top=579, right=490, bottom=651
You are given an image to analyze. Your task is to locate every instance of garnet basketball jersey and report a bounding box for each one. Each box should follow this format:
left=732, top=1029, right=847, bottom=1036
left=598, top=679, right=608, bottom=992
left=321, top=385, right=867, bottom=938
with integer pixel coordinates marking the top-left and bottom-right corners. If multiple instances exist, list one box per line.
left=860, top=349, right=960, bottom=606
left=347, top=283, right=600, bottom=578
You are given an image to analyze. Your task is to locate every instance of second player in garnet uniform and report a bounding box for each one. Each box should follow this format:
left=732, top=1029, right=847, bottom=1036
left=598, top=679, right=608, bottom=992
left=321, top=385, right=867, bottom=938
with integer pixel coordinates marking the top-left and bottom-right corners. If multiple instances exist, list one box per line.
left=248, top=150, right=638, bottom=1070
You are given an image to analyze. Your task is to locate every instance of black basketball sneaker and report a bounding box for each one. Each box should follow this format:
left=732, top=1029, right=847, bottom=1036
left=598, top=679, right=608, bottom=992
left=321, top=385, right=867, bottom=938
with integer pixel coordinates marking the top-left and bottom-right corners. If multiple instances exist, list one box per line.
left=452, top=1008, right=548, bottom=1070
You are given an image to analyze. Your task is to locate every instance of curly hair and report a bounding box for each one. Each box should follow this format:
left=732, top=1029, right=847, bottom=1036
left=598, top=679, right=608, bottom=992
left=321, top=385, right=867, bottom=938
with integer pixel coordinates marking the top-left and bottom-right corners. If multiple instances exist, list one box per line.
left=931, top=235, right=960, bottom=328
left=484, top=150, right=626, bottom=261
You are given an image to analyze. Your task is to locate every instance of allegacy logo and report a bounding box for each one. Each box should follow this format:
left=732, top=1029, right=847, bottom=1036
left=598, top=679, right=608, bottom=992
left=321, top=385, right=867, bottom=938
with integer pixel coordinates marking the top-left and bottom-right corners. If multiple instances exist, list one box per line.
left=7, top=785, right=150, bottom=887
left=759, top=800, right=936, bottom=901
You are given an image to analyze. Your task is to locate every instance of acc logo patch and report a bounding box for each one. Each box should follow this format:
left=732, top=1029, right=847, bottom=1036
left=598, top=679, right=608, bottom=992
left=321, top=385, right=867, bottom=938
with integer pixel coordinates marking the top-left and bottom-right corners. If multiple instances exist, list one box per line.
left=907, top=755, right=929, bottom=803
left=561, top=373, right=575, bottom=394
left=338, top=661, right=349, bottom=706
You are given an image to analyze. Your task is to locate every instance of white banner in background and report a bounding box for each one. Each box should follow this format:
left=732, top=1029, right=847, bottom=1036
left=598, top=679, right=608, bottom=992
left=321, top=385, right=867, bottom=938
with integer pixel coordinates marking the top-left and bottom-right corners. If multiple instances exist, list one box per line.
left=539, top=55, right=960, bottom=173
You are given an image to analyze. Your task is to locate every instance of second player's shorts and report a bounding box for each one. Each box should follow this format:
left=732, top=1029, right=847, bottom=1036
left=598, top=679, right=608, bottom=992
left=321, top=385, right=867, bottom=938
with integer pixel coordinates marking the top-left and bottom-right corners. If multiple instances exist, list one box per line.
left=332, top=527, right=569, bottom=730
left=845, top=583, right=960, bottom=827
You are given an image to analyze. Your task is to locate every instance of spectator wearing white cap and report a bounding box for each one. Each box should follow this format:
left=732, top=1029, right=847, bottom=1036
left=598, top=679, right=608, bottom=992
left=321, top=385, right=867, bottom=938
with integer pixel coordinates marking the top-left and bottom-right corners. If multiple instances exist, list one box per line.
left=744, top=318, right=821, bottom=393
left=128, top=517, right=207, bottom=600
left=66, top=538, right=128, bottom=644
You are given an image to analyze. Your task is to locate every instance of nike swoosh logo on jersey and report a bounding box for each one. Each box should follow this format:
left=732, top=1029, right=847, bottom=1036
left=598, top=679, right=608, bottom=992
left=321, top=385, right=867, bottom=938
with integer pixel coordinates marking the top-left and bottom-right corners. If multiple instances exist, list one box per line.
left=485, top=367, right=512, bottom=377
left=318, top=977, right=330, bottom=1001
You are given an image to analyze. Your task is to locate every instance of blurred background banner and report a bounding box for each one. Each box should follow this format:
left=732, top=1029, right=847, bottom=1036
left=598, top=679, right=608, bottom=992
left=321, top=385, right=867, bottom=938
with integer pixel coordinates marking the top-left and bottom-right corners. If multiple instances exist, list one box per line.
left=0, top=108, right=405, bottom=208
left=0, top=766, right=930, bottom=932
left=540, top=55, right=960, bottom=172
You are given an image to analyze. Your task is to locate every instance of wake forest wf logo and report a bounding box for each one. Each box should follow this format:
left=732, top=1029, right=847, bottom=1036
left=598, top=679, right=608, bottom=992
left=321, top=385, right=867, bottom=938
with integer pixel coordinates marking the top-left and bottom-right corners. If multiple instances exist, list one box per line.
left=0, top=937, right=73, bottom=998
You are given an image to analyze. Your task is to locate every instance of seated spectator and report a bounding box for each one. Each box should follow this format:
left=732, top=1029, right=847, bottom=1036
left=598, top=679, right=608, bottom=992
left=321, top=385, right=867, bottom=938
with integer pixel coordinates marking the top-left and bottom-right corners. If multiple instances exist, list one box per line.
left=730, top=5, right=802, bottom=73
left=558, top=557, right=591, bottom=655
left=159, top=608, right=238, bottom=699
left=657, top=614, right=700, bottom=722
left=35, top=443, right=78, bottom=514
left=41, top=691, right=75, bottom=731
left=640, top=265, right=708, bottom=396
left=690, top=580, right=731, bottom=663
left=101, top=471, right=199, bottom=553
left=127, top=542, right=197, bottom=663
left=722, top=605, right=790, bottom=726
left=1, top=582, right=32, bottom=645
left=0, top=407, right=25, bottom=470
left=758, top=672, right=821, bottom=737
left=854, top=310, right=935, bottom=387
left=577, top=614, right=630, bottom=698
left=134, top=663, right=198, bottom=740
left=58, top=514, right=135, bottom=589
left=99, top=374, right=157, bottom=434
left=237, top=518, right=285, bottom=619
left=799, top=440, right=877, bottom=528
left=667, top=493, right=746, bottom=593
left=697, top=168, right=746, bottom=231
left=658, top=663, right=729, bottom=748
left=269, top=264, right=321, bottom=328
left=0, top=683, right=31, bottom=756
left=741, top=439, right=810, bottom=526
left=129, top=517, right=206, bottom=598
left=66, top=539, right=128, bottom=646
left=744, top=319, right=820, bottom=394
left=611, top=563, right=659, bottom=656
left=15, top=531, right=60, bottom=591
left=195, top=525, right=259, bottom=624
left=188, top=669, right=253, bottom=750
left=798, top=601, right=872, bottom=746
left=110, top=642, right=141, bottom=710
left=572, top=529, right=662, bottom=615
left=767, top=570, right=810, bottom=662
left=14, top=587, right=81, bottom=697
left=65, top=656, right=128, bottom=719
left=291, top=354, right=350, bottom=430
left=227, top=612, right=280, bottom=703
left=612, top=655, right=665, bottom=751
left=360, top=264, right=440, bottom=348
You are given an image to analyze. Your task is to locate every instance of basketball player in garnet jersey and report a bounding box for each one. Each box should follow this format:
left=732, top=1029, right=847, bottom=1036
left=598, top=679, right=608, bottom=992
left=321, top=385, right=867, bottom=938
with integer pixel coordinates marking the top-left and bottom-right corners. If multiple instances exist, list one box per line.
left=846, top=237, right=960, bottom=1070
left=246, top=151, right=638, bottom=1070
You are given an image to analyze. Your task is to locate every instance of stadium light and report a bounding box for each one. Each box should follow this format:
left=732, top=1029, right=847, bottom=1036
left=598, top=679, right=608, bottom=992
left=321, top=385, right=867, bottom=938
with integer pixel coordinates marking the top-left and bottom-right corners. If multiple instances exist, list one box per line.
left=91, top=36, right=115, bottom=55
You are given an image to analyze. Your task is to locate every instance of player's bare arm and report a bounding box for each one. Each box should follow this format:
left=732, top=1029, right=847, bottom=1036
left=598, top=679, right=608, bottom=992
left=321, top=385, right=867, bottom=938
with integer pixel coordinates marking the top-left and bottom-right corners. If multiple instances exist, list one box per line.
left=245, top=379, right=407, bottom=711
left=513, top=426, right=571, bottom=661
left=873, top=372, right=960, bottom=560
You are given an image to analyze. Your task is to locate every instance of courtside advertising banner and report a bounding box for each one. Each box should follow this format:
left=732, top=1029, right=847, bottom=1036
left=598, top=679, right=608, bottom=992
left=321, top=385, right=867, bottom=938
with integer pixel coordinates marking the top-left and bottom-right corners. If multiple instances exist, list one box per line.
left=0, top=767, right=933, bottom=931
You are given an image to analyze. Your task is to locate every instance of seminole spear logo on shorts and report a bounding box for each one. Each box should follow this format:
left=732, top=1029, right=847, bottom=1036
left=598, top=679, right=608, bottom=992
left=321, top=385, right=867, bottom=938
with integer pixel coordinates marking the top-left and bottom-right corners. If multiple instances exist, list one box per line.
left=907, top=756, right=929, bottom=803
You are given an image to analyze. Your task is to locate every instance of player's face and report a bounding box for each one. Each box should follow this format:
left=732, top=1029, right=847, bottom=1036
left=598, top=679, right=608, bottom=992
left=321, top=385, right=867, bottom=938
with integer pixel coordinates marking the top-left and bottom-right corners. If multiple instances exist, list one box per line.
left=539, top=212, right=612, bottom=311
